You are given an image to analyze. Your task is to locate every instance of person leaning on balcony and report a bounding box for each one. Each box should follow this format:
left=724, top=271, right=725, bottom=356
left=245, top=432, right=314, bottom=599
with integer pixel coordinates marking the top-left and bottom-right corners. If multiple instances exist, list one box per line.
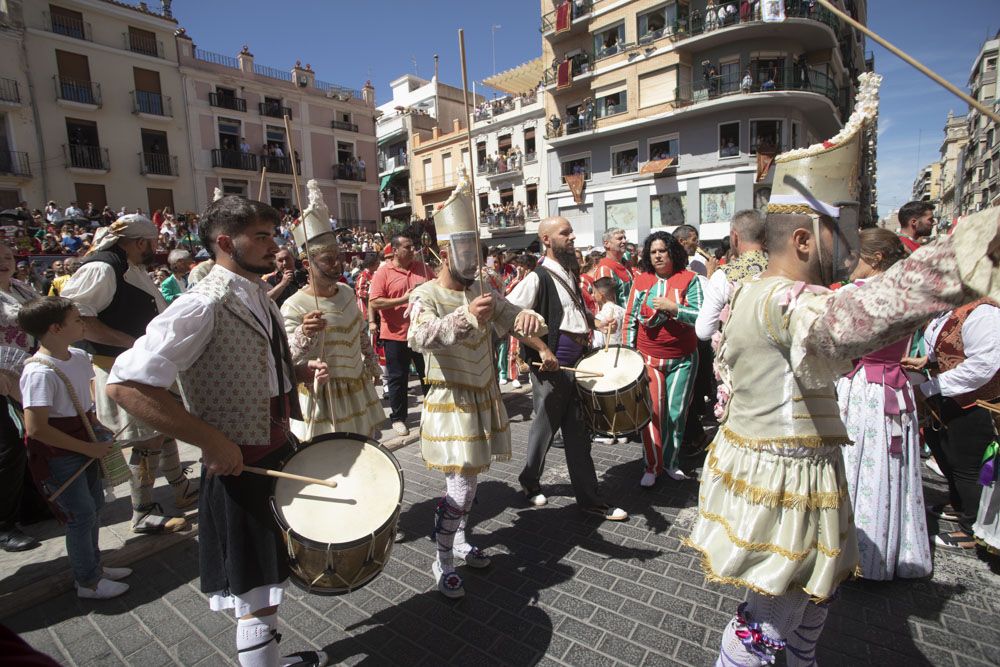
left=705, top=0, right=717, bottom=29
left=741, top=68, right=752, bottom=93
left=239, top=137, right=250, bottom=154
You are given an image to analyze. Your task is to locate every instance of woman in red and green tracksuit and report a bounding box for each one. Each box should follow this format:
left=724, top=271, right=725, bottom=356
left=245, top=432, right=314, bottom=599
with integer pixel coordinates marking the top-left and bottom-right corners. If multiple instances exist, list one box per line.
left=624, top=231, right=702, bottom=487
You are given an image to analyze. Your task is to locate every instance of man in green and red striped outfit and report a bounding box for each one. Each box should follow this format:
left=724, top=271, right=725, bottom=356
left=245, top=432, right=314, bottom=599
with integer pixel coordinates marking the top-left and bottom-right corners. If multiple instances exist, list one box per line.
left=594, top=227, right=634, bottom=308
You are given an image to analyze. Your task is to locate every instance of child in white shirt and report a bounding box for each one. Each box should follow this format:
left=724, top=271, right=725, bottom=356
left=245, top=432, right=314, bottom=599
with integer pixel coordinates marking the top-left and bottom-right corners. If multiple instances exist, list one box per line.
left=592, top=277, right=625, bottom=349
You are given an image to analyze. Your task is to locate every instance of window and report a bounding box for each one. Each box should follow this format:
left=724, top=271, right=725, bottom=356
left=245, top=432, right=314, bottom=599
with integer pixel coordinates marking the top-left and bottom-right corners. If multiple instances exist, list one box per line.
left=127, top=26, right=158, bottom=57
left=499, top=187, right=514, bottom=206
left=55, top=50, right=95, bottom=104
left=478, top=193, right=489, bottom=214
left=74, top=183, right=106, bottom=209
left=638, top=3, right=677, bottom=42
left=140, top=129, right=170, bottom=175
left=339, top=111, right=352, bottom=124
left=791, top=121, right=801, bottom=150
left=266, top=126, right=287, bottom=153
left=221, top=179, right=248, bottom=197
left=422, top=157, right=432, bottom=183
left=593, top=22, right=625, bottom=60
left=460, top=148, right=470, bottom=175
left=719, top=61, right=741, bottom=94
left=605, top=199, right=637, bottom=231
left=217, top=117, right=240, bottom=151
left=651, top=193, right=686, bottom=227
left=638, top=68, right=677, bottom=108
left=524, top=129, right=536, bottom=158
left=336, top=140, right=353, bottom=165
left=700, top=186, right=735, bottom=224
left=750, top=119, right=783, bottom=154
left=612, top=144, right=639, bottom=176
left=561, top=155, right=591, bottom=181
left=442, top=153, right=453, bottom=181
left=498, top=134, right=512, bottom=153
left=133, top=67, right=163, bottom=115
left=50, top=4, right=87, bottom=40
left=986, top=57, right=997, bottom=73
left=341, top=192, right=360, bottom=220
left=269, top=183, right=292, bottom=210
left=146, top=188, right=173, bottom=214
left=526, top=184, right=538, bottom=210
left=719, top=122, right=740, bottom=158
left=476, top=142, right=487, bottom=170
left=649, top=134, right=680, bottom=164
left=65, top=118, right=102, bottom=168
left=596, top=89, right=627, bottom=118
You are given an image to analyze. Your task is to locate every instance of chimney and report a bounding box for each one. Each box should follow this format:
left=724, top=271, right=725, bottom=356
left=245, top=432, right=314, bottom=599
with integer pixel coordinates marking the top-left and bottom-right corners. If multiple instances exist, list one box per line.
left=237, top=45, right=254, bottom=74
left=292, top=61, right=313, bottom=88
left=362, top=80, right=375, bottom=107
left=432, top=127, right=440, bottom=140
left=452, top=118, right=461, bottom=133
left=161, top=0, right=172, bottom=18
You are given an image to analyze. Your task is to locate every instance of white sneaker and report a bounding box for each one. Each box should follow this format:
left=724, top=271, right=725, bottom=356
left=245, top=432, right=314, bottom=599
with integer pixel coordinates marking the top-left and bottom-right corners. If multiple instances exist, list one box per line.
left=102, top=566, right=132, bottom=581
left=498, top=378, right=509, bottom=385
left=524, top=489, right=547, bottom=507
left=665, top=468, right=688, bottom=480
left=640, top=471, right=657, bottom=487
left=391, top=421, right=409, bottom=436
left=594, top=436, right=615, bottom=445
left=511, top=379, right=522, bottom=388
left=77, top=578, right=129, bottom=600
left=926, top=457, right=945, bottom=478
left=615, top=437, right=629, bottom=445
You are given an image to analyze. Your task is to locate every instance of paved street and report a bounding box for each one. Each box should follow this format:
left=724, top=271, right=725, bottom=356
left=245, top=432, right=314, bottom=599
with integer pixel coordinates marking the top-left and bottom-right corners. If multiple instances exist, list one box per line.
left=3, top=387, right=999, bottom=666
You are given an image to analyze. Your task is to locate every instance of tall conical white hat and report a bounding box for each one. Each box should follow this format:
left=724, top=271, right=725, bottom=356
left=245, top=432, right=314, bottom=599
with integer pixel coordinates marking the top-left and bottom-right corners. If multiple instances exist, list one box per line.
left=290, top=179, right=334, bottom=254
left=432, top=170, right=477, bottom=242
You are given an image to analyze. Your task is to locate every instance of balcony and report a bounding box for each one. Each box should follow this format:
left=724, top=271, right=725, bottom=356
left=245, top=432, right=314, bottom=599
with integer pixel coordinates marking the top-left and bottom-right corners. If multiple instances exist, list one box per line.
left=261, top=155, right=300, bottom=175
left=679, top=0, right=839, bottom=46
left=544, top=53, right=594, bottom=89
left=480, top=212, right=526, bottom=235
left=377, top=154, right=408, bottom=174
left=259, top=102, right=292, bottom=120
left=337, top=219, right=378, bottom=232
left=0, top=151, right=31, bottom=178
left=478, top=161, right=523, bottom=181
left=55, top=77, right=101, bottom=108
left=211, top=149, right=258, bottom=171
left=545, top=115, right=594, bottom=140
left=674, top=68, right=840, bottom=114
left=64, top=145, right=109, bottom=172
left=45, top=11, right=91, bottom=41
left=124, top=32, right=163, bottom=58
left=380, top=190, right=411, bottom=211
left=472, top=91, right=541, bottom=123
left=139, top=153, right=178, bottom=177
left=209, top=92, right=247, bottom=113
left=332, top=163, right=366, bottom=182
left=413, top=174, right=457, bottom=194
left=331, top=120, right=359, bottom=132
left=0, top=78, right=19, bottom=104
left=541, top=0, right=593, bottom=37
left=132, top=90, right=172, bottom=118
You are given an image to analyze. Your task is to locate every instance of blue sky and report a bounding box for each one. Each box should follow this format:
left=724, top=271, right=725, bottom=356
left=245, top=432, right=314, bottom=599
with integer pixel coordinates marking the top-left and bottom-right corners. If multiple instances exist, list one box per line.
left=174, top=0, right=998, bottom=218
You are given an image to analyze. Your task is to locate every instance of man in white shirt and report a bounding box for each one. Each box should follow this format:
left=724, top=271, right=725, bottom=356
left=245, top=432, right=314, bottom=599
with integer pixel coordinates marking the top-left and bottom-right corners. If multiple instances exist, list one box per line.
left=695, top=210, right=767, bottom=341
left=904, top=300, right=1000, bottom=549
left=506, top=217, right=627, bottom=521
left=61, top=215, right=194, bottom=534
left=673, top=224, right=707, bottom=277
left=64, top=202, right=83, bottom=219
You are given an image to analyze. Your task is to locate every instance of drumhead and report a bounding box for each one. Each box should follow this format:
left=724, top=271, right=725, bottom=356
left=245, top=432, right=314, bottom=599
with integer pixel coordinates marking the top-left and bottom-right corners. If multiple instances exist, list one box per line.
left=576, top=347, right=645, bottom=393
left=273, top=433, right=403, bottom=545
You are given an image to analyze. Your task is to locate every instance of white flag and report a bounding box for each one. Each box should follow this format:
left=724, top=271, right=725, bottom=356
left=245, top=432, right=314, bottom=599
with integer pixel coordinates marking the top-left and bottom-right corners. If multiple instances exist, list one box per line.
left=761, top=0, right=786, bottom=22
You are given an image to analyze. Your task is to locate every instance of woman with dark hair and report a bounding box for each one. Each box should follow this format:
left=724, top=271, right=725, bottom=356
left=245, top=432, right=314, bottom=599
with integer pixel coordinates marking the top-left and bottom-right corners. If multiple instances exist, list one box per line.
left=836, top=228, right=932, bottom=579
left=624, top=231, right=703, bottom=486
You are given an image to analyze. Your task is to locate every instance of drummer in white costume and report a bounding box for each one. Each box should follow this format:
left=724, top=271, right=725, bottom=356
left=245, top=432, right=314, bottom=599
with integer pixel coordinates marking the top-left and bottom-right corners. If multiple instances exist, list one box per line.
left=407, top=174, right=553, bottom=599
left=107, top=196, right=331, bottom=667
left=282, top=181, right=384, bottom=440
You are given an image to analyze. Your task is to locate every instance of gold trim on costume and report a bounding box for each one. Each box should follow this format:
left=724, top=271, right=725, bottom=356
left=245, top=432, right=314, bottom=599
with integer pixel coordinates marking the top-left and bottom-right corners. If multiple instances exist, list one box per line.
left=322, top=313, right=362, bottom=334
left=424, top=453, right=512, bottom=475
left=707, top=452, right=847, bottom=510
left=419, top=422, right=510, bottom=443
left=698, top=510, right=831, bottom=561
left=424, top=378, right=496, bottom=392
left=719, top=425, right=851, bottom=450
left=294, top=398, right=382, bottom=424
left=792, top=413, right=843, bottom=420
left=765, top=203, right=821, bottom=215
left=424, top=397, right=495, bottom=413
left=761, top=283, right=785, bottom=343
left=793, top=393, right=836, bottom=402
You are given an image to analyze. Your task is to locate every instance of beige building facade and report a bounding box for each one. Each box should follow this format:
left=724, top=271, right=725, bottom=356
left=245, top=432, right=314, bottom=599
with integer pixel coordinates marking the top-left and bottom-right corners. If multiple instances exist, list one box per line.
left=15, top=0, right=193, bottom=213
left=175, top=37, right=379, bottom=224
left=937, top=111, right=968, bottom=223
left=0, top=1, right=37, bottom=209
left=911, top=161, right=940, bottom=206
left=410, top=119, right=473, bottom=220
left=959, top=32, right=998, bottom=214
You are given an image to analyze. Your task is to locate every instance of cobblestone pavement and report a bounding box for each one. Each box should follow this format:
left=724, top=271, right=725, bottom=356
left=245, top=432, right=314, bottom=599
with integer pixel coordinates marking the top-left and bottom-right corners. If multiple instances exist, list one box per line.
left=3, top=388, right=999, bottom=666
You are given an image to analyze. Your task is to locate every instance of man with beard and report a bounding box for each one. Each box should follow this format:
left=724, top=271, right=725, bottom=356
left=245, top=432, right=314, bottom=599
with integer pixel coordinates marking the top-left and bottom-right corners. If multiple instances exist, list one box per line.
left=407, top=179, right=553, bottom=598
left=62, top=214, right=195, bottom=534
left=897, top=200, right=936, bottom=253
left=506, top=217, right=628, bottom=521
left=594, top=227, right=633, bottom=308
left=107, top=196, right=332, bottom=667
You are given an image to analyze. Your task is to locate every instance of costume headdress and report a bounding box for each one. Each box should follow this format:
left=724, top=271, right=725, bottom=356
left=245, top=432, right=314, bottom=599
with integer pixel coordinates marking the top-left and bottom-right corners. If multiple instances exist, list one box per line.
left=290, top=179, right=334, bottom=257
left=213, top=187, right=223, bottom=202
left=432, top=169, right=477, bottom=244
left=766, top=72, right=882, bottom=219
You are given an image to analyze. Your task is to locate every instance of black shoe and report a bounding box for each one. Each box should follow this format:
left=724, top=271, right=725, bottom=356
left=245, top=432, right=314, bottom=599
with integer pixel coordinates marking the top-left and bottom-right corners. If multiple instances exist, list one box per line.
left=551, top=433, right=564, bottom=449
left=0, top=527, right=41, bottom=552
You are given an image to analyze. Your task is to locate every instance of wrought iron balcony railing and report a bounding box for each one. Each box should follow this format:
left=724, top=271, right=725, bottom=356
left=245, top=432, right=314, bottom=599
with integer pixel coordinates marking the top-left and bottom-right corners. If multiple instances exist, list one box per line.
left=55, top=77, right=101, bottom=106
left=211, top=149, right=258, bottom=171
left=209, top=92, right=247, bottom=112
left=140, top=153, right=178, bottom=177
left=333, top=164, right=366, bottom=181
left=64, top=145, right=109, bottom=171
left=0, top=151, right=31, bottom=177
left=259, top=102, right=292, bottom=119
left=132, top=90, right=172, bottom=117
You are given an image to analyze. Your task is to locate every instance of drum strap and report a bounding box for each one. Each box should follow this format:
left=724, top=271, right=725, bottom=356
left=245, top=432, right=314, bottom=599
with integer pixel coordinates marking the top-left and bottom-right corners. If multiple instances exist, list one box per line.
left=543, top=266, right=596, bottom=330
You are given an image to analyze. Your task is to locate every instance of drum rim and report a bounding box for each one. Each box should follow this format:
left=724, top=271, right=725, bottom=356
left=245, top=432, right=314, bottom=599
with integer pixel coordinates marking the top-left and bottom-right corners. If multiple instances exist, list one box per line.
left=575, top=345, right=647, bottom=397
left=269, top=431, right=405, bottom=552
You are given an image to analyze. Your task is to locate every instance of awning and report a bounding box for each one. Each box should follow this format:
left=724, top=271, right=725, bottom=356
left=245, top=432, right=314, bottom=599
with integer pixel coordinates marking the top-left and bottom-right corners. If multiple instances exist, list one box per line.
left=639, top=157, right=676, bottom=176
left=487, top=234, right=539, bottom=252
left=482, top=57, right=544, bottom=95
left=379, top=174, right=393, bottom=191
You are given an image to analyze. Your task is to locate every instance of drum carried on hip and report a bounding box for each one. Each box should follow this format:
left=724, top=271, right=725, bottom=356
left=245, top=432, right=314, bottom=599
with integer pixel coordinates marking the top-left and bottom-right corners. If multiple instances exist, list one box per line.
left=269, top=433, right=404, bottom=595
left=574, top=346, right=652, bottom=436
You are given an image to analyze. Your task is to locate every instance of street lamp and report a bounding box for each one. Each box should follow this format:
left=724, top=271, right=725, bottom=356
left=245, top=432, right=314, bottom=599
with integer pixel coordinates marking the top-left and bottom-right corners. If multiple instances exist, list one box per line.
left=491, top=24, right=502, bottom=76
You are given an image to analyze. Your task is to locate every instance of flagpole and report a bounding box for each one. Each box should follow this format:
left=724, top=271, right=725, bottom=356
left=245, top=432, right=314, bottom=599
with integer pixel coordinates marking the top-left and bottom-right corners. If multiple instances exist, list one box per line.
left=813, top=0, right=1000, bottom=124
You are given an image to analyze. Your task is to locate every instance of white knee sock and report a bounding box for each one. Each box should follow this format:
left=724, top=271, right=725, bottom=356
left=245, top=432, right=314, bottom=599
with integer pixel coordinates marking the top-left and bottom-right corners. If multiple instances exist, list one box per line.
left=236, top=614, right=279, bottom=667
left=785, top=601, right=829, bottom=667
left=452, top=475, right=479, bottom=558
left=434, top=473, right=477, bottom=573
left=715, top=591, right=809, bottom=666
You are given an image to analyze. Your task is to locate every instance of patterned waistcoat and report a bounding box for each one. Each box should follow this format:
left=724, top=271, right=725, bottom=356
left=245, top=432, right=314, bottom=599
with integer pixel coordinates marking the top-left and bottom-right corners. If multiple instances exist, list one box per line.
left=178, top=267, right=301, bottom=445
left=935, top=297, right=1000, bottom=406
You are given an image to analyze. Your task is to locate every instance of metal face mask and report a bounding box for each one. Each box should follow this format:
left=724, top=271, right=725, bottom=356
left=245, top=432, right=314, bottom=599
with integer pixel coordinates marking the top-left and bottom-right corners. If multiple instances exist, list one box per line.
left=812, top=207, right=860, bottom=285
left=448, top=231, right=480, bottom=283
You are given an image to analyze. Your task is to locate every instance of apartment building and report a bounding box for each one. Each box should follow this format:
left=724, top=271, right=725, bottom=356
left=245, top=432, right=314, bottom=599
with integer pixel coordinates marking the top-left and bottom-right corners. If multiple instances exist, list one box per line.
left=937, top=111, right=968, bottom=223
left=410, top=119, right=473, bottom=220
left=959, top=31, right=999, bottom=214
left=470, top=58, right=548, bottom=245
left=376, top=74, right=481, bottom=226
left=0, top=1, right=36, bottom=209
left=539, top=0, right=872, bottom=247
left=175, top=37, right=379, bottom=224
left=15, top=0, right=192, bottom=213
left=911, top=162, right=940, bottom=207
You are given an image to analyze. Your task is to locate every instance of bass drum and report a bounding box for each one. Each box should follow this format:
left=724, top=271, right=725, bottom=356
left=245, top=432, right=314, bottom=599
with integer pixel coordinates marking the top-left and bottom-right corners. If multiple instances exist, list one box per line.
left=269, top=433, right=403, bottom=595
left=575, top=346, right=652, bottom=436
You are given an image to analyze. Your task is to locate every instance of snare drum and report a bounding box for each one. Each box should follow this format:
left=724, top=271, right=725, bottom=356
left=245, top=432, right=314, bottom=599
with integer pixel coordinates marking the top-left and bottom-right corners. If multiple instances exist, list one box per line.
left=574, top=346, right=652, bottom=436
left=270, top=433, right=404, bottom=595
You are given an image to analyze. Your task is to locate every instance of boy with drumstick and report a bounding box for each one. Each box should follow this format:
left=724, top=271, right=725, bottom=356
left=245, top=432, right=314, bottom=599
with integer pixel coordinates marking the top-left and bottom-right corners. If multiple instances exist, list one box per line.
left=18, top=297, right=132, bottom=599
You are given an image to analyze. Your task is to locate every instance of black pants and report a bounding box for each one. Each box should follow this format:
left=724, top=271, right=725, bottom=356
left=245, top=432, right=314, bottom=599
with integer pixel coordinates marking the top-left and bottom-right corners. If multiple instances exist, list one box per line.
left=924, top=397, right=997, bottom=533
left=520, top=369, right=604, bottom=507
left=383, top=339, right=428, bottom=423
left=0, top=399, right=26, bottom=530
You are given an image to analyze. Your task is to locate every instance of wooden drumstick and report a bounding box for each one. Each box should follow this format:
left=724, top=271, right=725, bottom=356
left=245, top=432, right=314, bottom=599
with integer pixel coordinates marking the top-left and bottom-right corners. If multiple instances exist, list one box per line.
left=244, top=465, right=338, bottom=489
left=531, top=362, right=603, bottom=377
